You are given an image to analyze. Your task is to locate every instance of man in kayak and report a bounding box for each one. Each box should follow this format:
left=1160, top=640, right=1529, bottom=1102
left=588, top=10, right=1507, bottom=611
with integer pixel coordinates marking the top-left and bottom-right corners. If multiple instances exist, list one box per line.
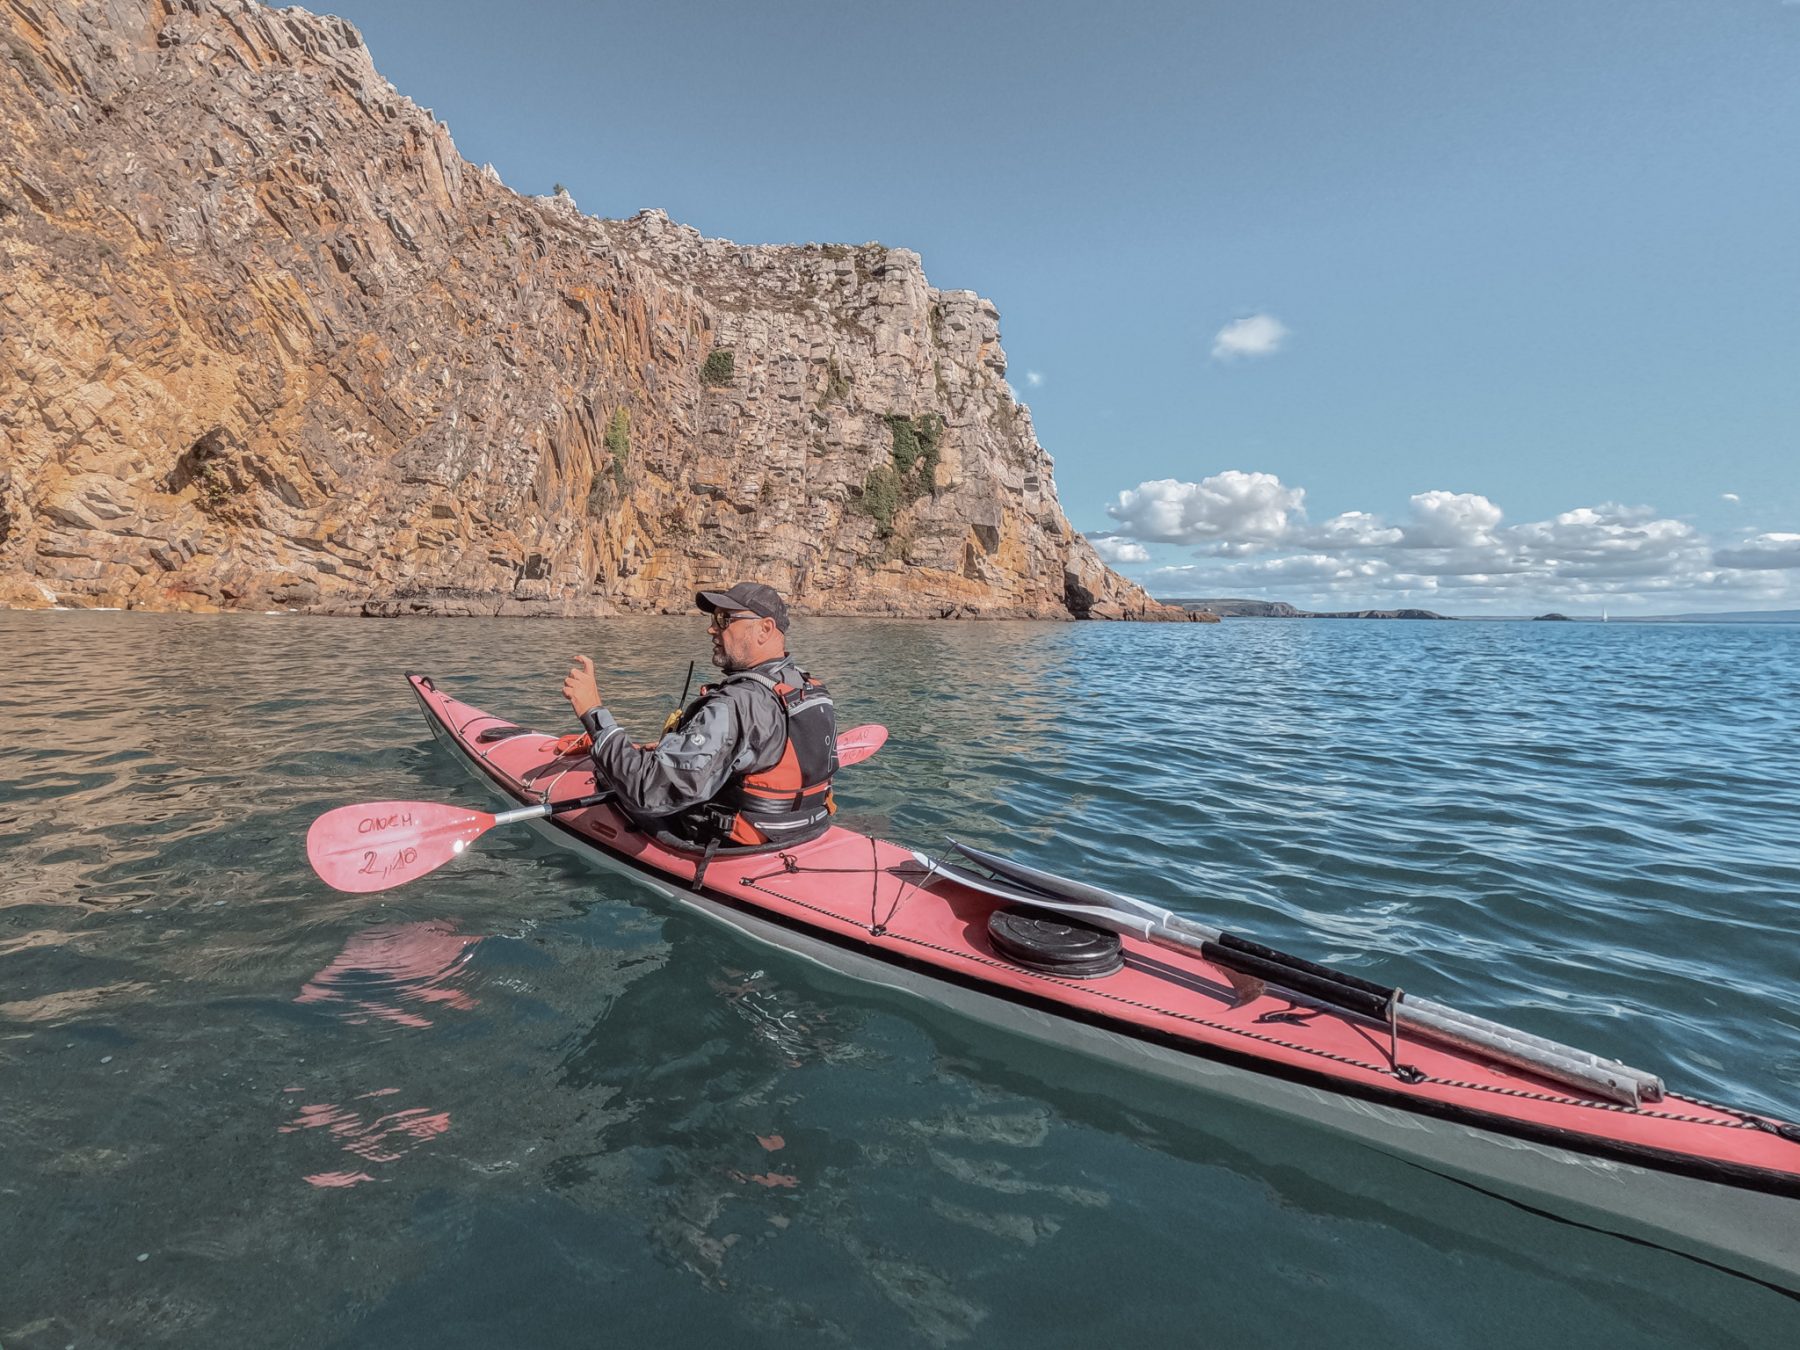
left=560, top=582, right=838, bottom=859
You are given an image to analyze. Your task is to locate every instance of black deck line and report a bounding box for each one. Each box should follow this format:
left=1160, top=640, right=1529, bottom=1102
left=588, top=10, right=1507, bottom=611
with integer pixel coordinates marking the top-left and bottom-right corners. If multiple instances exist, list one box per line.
left=408, top=675, right=1800, bottom=1204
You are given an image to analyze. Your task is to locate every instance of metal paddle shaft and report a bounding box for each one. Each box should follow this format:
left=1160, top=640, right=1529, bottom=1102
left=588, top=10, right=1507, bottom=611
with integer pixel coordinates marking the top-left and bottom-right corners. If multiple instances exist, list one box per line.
left=931, top=843, right=1664, bottom=1108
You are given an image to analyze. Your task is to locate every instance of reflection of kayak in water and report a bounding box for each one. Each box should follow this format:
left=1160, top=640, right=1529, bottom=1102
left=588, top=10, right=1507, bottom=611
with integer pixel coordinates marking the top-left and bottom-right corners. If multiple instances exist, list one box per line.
left=357, top=673, right=1800, bottom=1293
left=296, top=920, right=479, bottom=1029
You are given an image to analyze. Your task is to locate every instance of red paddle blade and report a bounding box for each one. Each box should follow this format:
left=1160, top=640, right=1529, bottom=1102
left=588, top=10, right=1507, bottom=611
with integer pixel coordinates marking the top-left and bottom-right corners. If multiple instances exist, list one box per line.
left=306, top=801, right=497, bottom=894
left=837, top=723, right=888, bottom=767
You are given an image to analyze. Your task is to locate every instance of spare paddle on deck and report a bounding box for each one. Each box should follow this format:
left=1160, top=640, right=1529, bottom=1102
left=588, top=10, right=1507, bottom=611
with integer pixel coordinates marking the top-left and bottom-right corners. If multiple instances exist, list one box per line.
left=915, top=841, right=1666, bottom=1108
left=308, top=723, right=890, bottom=894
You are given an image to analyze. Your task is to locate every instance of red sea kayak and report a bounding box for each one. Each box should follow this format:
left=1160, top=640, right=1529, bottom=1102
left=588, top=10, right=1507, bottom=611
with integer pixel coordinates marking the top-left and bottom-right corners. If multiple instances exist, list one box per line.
left=406, top=673, right=1800, bottom=1293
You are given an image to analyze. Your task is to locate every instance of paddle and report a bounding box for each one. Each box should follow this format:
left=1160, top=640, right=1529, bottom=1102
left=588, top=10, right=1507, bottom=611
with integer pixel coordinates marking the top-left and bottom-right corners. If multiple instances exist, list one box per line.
left=308, top=723, right=889, bottom=895
left=837, top=722, right=887, bottom=765
left=307, top=794, right=608, bottom=894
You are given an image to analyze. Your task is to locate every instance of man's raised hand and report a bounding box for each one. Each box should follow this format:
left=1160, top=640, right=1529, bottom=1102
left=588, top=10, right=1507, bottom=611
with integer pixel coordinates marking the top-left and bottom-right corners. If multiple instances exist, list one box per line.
left=562, top=655, right=602, bottom=717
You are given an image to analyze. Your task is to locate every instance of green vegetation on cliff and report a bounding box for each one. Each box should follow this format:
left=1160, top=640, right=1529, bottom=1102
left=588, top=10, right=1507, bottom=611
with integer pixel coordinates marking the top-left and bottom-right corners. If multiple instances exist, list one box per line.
left=856, top=413, right=943, bottom=537
left=700, top=349, right=735, bottom=386
left=586, top=408, right=631, bottom=516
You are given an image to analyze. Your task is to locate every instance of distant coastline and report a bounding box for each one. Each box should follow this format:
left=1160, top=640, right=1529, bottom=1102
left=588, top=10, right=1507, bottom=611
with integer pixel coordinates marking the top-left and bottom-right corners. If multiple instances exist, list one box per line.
left=1159, top=598, right=1452, bottom=620
left=1612, top=608, right=1800, bottom=624
left=1157, top=598, right=1800, bottom=623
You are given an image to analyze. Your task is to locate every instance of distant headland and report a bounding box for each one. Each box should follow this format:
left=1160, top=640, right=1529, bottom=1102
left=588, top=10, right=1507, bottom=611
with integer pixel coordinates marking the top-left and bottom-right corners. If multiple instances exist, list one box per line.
left=1158, top=599, right=1800, bottom=624
left=1160, top=598, right=1452, bottom=620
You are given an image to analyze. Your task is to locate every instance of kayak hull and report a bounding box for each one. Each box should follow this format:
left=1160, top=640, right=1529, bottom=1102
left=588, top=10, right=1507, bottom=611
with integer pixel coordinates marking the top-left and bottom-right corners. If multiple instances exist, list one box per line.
left=408, top=674, right=1800, bottom=1295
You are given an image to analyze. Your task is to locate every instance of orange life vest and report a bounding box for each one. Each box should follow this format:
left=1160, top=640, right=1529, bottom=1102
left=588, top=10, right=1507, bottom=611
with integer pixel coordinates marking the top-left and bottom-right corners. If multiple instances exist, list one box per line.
left=716, top=667, right=838, bottom=846
left=667, top=667, right=838, bottom=850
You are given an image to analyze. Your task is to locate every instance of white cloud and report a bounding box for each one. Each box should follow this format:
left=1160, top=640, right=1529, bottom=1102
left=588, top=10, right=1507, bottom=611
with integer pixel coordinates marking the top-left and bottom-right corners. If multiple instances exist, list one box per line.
left=1106, top=471, right=1304, bottom=546
left=1089, top=533, right=1150, bottom=564
left=1143, top=564, right=1199, bottom=587
left=1722, top=492, right=1741, bottom=504
left=1103, top=469, right=1799, bottom=612
left=1401, top=491, right=1504, bottom=548
left=1211, top=313, right=1289, bottom=361
left=1714, top=533, right=1800, bottom=570
left=1025, top=370, right=1044, bottom=387
left=1223, top=554, right=1394, bottom=585
left=1306, top=511, right=1405, bottom=548
left=1505, top=504, right=1701, bottom=578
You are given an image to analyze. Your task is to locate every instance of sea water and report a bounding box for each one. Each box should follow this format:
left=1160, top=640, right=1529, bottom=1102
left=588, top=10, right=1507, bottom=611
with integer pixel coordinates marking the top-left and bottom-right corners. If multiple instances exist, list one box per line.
left=1, top=610, right=1796, bottom=1347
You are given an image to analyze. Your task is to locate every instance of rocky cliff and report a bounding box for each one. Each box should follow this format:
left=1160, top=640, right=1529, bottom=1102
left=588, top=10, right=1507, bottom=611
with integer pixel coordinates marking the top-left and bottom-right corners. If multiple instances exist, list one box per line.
left=0, top=0, right=1188, bottom=620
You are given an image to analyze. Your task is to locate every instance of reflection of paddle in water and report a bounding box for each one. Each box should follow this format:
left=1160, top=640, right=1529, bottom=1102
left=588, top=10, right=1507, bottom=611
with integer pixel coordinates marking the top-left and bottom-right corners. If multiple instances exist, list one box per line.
left=296, top=920, right=480, bottom=1028
left=279, top=1087, right=452, bottom=1188
left=285, top=925, right=470, bottom=1187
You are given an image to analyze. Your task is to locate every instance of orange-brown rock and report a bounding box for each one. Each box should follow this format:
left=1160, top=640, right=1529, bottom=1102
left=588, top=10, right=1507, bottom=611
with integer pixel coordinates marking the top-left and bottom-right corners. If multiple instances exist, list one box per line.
left=0, top=0, right=1193, bottom=620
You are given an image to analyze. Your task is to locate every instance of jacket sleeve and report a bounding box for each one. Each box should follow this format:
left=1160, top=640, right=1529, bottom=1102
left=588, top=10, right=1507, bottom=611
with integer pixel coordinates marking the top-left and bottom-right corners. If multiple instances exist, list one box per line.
left=578, top=696, right=757, bottom=817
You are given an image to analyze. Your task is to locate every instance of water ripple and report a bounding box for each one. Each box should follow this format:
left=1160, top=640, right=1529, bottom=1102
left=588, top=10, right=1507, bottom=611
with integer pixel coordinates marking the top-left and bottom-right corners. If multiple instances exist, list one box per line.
left=2, top=611, right=1797, bottom=1346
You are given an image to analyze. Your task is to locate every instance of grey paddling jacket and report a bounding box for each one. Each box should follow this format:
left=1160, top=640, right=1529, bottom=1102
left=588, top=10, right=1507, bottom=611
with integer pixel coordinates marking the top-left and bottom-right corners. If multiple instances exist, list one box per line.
left=578, top=655, right=837, bottom=848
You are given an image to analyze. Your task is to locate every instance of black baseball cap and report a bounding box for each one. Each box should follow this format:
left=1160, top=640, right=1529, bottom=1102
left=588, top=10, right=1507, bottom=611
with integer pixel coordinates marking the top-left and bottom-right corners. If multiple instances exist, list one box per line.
left=696, top=581, right=790, bottom=632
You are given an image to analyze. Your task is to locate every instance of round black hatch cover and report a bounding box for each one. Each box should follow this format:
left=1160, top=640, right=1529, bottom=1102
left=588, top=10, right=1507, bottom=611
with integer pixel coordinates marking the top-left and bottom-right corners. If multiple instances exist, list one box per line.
left=987, top=907, right=1124, bottom=979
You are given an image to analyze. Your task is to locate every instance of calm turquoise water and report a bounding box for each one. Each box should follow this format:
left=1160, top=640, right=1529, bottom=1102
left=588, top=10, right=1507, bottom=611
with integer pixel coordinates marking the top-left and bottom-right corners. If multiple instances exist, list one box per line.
left=2, top=611, right=1797, bottom=1347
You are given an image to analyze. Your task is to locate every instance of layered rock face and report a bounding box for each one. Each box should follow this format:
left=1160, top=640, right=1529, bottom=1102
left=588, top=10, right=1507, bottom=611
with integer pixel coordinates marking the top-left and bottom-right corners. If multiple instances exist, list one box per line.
left=0, top=0, right=1187, bottom=620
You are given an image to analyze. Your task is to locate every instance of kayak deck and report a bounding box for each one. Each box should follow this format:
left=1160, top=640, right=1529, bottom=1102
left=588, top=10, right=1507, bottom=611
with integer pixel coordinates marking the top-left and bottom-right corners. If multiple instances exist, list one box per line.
left=409, top=675, right=1800, bottom=1200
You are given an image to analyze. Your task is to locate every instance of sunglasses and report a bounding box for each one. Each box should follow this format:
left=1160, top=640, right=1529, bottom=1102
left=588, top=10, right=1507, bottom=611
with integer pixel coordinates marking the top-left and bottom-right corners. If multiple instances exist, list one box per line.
left=708, top=610, right=762, bottom=632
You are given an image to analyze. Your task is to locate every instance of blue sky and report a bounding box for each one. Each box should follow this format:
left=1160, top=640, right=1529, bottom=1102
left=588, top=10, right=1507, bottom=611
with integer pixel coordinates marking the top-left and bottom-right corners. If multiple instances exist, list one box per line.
left=323, top=0, right=1800, bottom=614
